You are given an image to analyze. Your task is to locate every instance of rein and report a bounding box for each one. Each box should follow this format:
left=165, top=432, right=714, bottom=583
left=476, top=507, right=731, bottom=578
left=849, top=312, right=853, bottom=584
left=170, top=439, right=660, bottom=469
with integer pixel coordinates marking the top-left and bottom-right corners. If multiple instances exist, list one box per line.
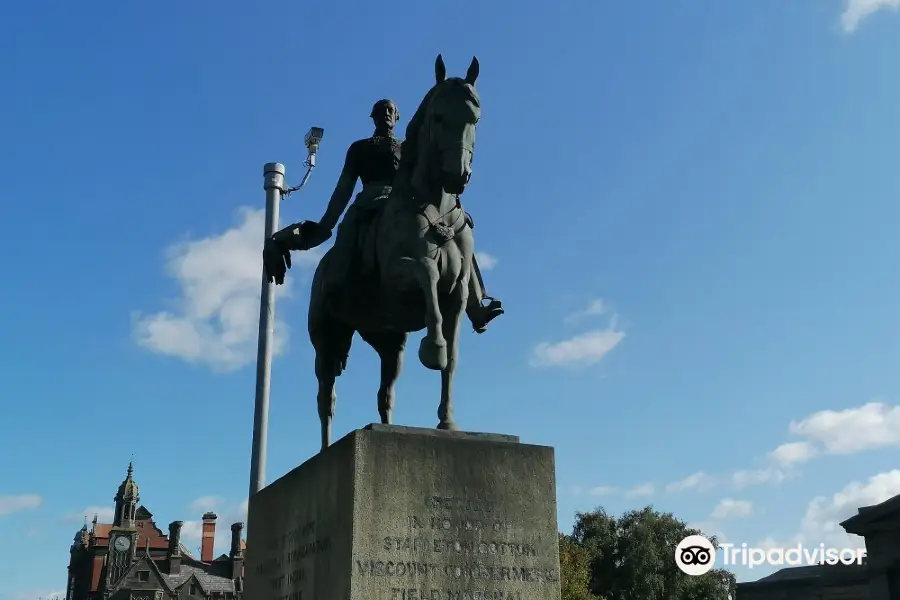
left=407, top=84, right=473, bottom=245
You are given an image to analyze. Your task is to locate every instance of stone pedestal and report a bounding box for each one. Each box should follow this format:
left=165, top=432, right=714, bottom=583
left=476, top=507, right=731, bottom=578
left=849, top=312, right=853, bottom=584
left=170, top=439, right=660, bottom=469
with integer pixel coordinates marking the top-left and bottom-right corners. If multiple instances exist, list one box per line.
left=244, top=424, right=561, bottom=600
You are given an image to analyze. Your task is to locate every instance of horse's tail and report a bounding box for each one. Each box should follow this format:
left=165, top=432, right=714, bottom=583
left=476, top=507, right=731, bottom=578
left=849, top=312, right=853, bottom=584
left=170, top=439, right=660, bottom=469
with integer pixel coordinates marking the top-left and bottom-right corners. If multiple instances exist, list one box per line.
left=308, top=251, right=353, bottom=378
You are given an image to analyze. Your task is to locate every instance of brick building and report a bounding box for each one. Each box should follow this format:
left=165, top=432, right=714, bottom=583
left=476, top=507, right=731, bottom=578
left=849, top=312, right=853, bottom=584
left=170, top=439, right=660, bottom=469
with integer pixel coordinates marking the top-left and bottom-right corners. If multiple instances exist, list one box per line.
left=65, top=463, right=245, bottom=600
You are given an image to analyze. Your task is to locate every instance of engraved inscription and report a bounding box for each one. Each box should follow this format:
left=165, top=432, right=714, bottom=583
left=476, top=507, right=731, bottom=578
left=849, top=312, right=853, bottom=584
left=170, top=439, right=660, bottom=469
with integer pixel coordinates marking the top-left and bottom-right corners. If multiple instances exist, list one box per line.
left=391, top=591, right=523, bottom=600
left=429, top=516, right=511, bottom=533
left=363, top=494, right=559, bottom=598
left=380, top=535, right=535, bottom=556
left=356, top=560, right=558, bottom=583
left=427, top=496, right=496, bottom=513
left=409, top=515, right=425, bottom=529
left=254, top=518, right=331, bottom=599
left=432, top=539, right=537, bottom=556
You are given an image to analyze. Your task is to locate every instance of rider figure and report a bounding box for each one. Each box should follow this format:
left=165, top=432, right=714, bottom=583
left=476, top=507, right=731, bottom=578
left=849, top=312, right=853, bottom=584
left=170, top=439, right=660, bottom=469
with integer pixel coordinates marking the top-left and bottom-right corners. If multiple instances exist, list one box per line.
left=315, top=99, right=503, bottom=333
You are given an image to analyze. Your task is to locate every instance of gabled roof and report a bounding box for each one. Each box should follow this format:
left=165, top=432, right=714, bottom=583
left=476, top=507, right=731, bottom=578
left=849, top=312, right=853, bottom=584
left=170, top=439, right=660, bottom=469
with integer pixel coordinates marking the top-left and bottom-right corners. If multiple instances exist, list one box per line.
left=89, top=511, right=169, bottom=549
left=161, top=556, right=237, bottom=593
left=736, top=561, right=867, bottom=588
left=109, top=553, right=175, bottom=595
left=92, top=523, right=112, bottom=540
left=172, top=570, right=207, bottom=595
left=841, top=492, right=900, bottom=534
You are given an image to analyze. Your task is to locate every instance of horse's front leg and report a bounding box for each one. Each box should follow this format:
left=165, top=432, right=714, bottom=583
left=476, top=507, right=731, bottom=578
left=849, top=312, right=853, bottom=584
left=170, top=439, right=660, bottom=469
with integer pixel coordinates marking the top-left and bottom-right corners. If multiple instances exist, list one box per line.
left=437, top=273, right=467, bottom=430
left=407, top=254, right=448, bottom=370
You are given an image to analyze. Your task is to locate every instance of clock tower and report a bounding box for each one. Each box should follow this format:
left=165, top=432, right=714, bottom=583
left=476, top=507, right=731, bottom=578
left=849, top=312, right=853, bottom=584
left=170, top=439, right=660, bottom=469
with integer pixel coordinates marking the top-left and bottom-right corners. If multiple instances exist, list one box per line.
left=106, top=462, right=139, bottom=587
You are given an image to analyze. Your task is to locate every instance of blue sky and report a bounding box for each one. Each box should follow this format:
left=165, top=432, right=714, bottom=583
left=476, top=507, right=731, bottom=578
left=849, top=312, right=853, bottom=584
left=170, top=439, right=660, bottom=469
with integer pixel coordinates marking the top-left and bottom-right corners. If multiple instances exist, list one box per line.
left=2, top=0, right=900, bottom=597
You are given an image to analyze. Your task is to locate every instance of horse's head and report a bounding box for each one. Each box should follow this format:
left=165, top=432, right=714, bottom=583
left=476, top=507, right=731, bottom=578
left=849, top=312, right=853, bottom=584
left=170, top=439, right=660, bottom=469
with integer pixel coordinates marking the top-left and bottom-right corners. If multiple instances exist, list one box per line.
left=408, top=55, right=481, bottom=197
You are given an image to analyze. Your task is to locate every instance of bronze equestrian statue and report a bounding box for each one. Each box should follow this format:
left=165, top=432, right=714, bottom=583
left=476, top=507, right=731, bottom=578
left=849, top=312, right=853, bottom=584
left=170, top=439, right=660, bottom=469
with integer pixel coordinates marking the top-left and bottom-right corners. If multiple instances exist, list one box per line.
left=264, top=55, right=496, bottom=451
left=314, top=97, right=503, bottom=334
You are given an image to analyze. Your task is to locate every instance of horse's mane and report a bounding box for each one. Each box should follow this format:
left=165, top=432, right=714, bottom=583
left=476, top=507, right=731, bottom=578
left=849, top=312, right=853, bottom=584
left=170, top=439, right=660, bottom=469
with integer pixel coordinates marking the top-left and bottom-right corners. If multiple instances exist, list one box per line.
left=400, top=78, right=480, bottom=174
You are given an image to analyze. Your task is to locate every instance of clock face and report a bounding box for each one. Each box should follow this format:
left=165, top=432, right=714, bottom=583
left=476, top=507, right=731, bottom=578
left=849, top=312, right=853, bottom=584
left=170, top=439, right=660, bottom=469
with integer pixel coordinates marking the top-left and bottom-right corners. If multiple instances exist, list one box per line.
left=114, top=535, right=131, bottom=552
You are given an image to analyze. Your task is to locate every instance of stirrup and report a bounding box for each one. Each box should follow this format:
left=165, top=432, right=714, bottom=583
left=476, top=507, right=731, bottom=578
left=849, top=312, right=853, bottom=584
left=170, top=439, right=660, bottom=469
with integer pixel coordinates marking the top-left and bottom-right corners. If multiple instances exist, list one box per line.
left=472, top=297, right=504, bottom=334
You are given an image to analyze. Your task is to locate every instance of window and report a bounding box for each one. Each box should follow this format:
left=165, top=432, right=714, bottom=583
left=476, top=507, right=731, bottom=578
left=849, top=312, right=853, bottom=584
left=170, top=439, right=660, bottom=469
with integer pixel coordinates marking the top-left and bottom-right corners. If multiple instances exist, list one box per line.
left=190, top=584, right=199, bottom=595
left=138, top=570, right=150, bottom=582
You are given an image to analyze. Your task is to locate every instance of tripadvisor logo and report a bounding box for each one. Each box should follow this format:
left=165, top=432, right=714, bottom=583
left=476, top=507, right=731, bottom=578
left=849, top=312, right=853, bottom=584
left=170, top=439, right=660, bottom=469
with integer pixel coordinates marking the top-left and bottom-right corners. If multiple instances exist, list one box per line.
left=675, top=535, right=717, bottom=576
left=675, top=534, right=868, bottom=575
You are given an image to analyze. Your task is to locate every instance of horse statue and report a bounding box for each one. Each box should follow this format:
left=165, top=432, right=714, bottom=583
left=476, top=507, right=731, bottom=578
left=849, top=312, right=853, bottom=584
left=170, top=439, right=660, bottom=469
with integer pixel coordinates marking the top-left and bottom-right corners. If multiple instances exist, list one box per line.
left=263, top=55, right=483, bottom=451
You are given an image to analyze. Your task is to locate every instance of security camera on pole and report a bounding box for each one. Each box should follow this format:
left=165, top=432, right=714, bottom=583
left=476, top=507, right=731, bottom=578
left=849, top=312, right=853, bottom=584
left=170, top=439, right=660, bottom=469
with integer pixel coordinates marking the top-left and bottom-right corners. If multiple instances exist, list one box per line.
left=249, top=127, right=325, bottom=499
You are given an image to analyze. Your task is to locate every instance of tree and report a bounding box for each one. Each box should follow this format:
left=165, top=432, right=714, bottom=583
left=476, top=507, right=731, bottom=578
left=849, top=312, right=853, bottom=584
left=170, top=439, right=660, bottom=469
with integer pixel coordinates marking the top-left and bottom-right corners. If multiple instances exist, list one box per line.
left=564, top=506, right=735, bottom=600
left=559, top=533, right=603, bottom=600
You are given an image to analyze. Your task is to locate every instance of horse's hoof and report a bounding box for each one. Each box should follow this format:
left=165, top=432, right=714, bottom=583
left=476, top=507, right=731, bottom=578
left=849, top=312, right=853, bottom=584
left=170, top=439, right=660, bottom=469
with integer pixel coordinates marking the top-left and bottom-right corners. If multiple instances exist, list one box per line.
left=418, top=338, right=448, bottom=370
left=437, top=420, right=459, bottom=431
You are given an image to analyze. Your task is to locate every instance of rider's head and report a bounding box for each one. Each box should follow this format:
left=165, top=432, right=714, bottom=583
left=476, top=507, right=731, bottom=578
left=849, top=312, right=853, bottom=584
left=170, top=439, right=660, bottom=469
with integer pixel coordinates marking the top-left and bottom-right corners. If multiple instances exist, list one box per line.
left=371, top=99, right=399, bottom=132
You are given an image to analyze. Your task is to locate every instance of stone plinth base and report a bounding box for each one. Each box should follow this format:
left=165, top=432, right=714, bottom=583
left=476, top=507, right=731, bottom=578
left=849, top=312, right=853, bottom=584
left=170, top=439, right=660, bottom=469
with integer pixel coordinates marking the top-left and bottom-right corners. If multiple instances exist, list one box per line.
left=244, top=424, right=561, bottom=600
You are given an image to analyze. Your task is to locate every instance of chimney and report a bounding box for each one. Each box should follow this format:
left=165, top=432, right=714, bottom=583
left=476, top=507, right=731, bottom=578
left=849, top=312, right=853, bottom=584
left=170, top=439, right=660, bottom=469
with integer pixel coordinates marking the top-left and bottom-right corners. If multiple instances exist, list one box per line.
left=201, top=512, right=217, bottom=562
left=230, top=522, right=244, bottom=580
left=167, top=521, right=183, bottom=574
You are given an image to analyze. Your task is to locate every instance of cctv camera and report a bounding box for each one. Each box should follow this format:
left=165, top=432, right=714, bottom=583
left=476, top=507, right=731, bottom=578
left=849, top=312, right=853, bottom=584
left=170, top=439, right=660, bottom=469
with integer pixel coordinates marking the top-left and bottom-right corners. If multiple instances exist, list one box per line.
left=305, top=127, right=324, bottom=151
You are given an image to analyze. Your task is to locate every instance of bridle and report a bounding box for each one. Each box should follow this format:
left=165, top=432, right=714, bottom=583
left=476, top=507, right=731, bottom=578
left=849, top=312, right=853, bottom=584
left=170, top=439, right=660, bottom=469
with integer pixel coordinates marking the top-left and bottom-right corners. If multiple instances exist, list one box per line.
left=411, top=83, right=476, bottom=240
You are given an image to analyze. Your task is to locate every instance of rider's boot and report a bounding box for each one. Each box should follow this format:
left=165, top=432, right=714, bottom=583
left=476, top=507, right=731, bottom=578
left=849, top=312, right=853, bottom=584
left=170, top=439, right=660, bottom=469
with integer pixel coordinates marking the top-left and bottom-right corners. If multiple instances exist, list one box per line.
left=466, top=272, right=504, bottom=333
left=467, top=296, right=504, bottom=334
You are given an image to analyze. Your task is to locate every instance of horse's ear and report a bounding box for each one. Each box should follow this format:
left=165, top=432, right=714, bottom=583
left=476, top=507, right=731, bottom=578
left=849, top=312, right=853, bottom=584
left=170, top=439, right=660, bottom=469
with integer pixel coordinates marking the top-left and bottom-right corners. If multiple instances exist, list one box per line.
left=435, top=54, right=446, bottom=83
left=465, top=57, right=480, bottom=85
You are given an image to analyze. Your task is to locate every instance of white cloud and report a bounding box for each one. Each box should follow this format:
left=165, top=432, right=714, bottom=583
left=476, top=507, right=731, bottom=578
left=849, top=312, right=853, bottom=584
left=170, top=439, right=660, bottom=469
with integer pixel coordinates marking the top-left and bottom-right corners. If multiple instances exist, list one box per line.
left=530, top=315, right=625, bottom=368
left=13, top=589, right=66, bottom=600
left=840, top=0, right=900, bottom=33
left=666, top=472, right=715, bottom=493
left=729, top=402, right=899, bottom=490
left=67, top=505, right=115, bottom=523
left=475, top=252, right=497, bottom=270
left=688, top=521, right=728, bottom=543
left=789, top=402, right=900, bottom=455
left=133, top=208, right=321, bottom=372
left=769, top=441, right=818, bottom=467
left=800, top=470, right=900, bottom=548
left=710, top=498, right=754, bottom=520
left=189, top=495, right=225, bottom=512
left=180, top=496, right=249, bottom=557
left=588, top=486, right=617, bottom=496
left=624, top=483, right=654, bottom=498
left=731, top=467, right=786, bottom=489
left=754, top=534, right=801, bottom=551
left=0, top=494, right=42, bottom=517
left=564, top=299, right=607, bottom=324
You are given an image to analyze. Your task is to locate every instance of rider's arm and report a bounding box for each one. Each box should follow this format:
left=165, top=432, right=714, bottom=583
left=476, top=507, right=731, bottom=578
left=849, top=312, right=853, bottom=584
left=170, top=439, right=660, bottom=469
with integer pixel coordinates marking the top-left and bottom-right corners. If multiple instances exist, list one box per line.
left=319, top=142, right=360, bottom=231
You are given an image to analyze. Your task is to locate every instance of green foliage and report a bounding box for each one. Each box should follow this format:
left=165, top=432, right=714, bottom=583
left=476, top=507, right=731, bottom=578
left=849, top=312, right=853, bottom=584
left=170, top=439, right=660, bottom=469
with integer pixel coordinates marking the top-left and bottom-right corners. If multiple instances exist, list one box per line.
left=559, top=533, right=603, bottom=600
left=560, top=506, right=736, bottom=600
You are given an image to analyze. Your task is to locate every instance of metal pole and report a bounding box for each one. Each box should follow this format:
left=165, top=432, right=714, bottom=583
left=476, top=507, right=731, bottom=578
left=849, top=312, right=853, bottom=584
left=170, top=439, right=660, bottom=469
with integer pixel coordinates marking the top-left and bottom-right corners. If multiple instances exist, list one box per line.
left=249, top=162, right=284, bottom=498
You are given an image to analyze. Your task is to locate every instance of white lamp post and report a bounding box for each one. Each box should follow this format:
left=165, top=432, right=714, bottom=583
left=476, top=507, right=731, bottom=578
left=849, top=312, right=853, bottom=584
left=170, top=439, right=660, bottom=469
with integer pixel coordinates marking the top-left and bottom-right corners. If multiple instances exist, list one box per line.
left=248, top=127, right=324, bottom=498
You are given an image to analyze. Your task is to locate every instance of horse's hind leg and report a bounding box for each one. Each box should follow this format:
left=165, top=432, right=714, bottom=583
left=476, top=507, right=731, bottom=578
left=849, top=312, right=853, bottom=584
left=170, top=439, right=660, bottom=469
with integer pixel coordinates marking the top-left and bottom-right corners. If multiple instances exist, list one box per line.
left=311, top=321, right=354, bottom=453
left=437, top=278, right=467, bottom=430
left=360, top=330, right=408, bottom=424
left=314, top=356, right=337, bottom=452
